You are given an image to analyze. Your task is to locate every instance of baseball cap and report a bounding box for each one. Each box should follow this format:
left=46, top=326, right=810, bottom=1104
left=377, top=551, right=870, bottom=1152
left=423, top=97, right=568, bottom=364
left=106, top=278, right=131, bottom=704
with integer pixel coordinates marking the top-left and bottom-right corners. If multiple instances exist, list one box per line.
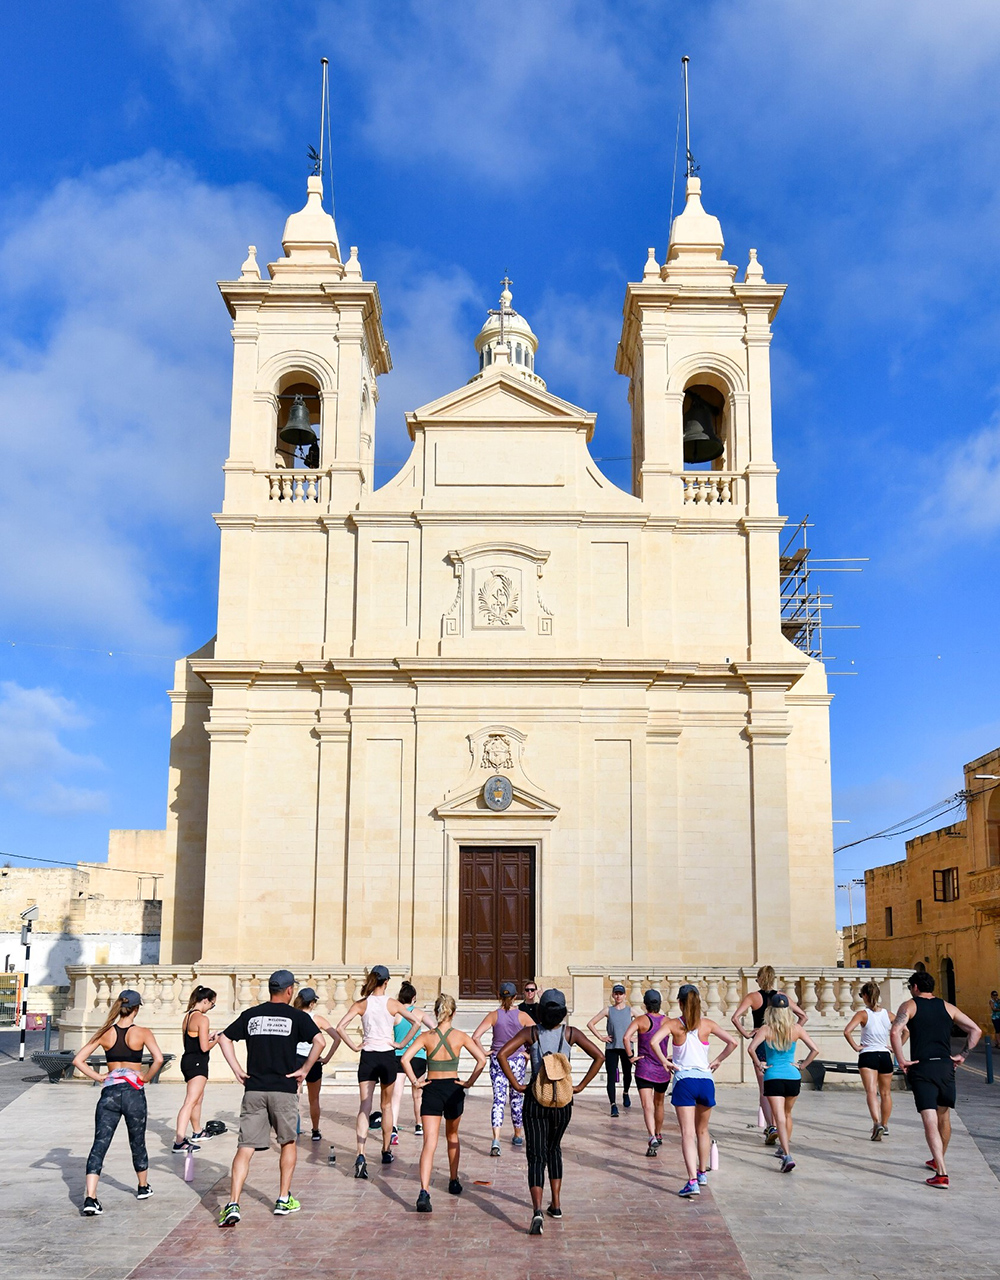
left=611, top=983, right=627, bottom=995
left=643, top=988, right=662, bottom=1009
left=678, top=983, right=699, bottom=1000
left=297, top=987, right=318, bottom=1005
left=268, top=969, right=295, bottom=991
left=369, top=964, right=390, bottom=984
left=499, top=981, right=517, bottom=998
left=539, top=987, right=567, bottom=1011
left=119, top=989, right=142, bottom=1009
left=769, top=992, right=790, bottom=1008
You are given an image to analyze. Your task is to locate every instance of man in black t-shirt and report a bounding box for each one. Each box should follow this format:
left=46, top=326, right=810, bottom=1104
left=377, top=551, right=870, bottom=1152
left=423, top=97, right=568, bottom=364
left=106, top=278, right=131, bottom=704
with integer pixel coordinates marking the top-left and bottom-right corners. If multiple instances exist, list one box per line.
left=518, top=980, right=540, bottom=1023
left=216, top=969, right=324, bottom=1226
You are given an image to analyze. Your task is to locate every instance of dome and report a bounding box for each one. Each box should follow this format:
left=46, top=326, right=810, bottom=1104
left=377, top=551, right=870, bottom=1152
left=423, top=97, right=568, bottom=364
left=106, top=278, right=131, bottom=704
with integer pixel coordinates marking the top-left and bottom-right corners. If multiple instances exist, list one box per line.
left=470, top=280, right=545, bottom=388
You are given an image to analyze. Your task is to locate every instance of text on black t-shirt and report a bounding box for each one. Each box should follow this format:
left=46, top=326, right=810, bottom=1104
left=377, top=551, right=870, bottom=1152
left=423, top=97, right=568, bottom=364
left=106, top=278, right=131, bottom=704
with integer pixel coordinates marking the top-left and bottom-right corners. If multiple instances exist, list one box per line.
left=223, top=1001, right=322, bottom=1092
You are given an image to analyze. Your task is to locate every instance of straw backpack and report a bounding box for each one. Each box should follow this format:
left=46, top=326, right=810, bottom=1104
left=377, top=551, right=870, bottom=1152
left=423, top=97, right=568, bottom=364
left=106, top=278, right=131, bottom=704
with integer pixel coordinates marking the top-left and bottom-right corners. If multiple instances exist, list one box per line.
left=531, top=1028, right=574, bottom=1108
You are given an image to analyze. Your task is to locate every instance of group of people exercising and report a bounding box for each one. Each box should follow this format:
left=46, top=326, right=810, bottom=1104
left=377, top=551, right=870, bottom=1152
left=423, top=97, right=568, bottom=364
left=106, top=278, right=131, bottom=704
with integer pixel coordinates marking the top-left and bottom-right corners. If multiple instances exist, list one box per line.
left=70, top=961, right=983, bottom=1225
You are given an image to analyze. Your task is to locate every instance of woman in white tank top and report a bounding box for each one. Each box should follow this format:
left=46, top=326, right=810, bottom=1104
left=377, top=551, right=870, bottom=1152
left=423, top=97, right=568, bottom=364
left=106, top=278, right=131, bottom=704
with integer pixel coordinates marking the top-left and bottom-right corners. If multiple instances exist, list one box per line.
left=843, top=979, right=894, bottom=1140
left=337, top=965, right=434, bottom=1180
left=649, top=984, right=738, bottom=1198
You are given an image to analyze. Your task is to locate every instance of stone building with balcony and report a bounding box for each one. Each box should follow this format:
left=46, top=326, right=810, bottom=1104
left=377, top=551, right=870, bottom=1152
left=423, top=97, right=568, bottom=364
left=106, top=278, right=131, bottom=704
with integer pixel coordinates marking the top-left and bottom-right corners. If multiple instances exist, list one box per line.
left=60, top=170, right=851, bottom=1069
left=863, top=748, right=1000, bottom=1030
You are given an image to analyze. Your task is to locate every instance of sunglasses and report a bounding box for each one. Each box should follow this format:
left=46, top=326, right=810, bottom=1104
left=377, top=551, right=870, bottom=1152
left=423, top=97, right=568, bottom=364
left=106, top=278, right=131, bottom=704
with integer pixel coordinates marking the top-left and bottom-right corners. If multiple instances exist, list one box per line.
left=524, top=987, right=537, bottom=993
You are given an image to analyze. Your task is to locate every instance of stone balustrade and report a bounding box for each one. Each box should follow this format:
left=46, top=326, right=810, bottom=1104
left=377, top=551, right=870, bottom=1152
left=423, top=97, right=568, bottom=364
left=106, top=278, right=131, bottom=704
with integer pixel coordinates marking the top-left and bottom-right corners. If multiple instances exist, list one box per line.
left=681, top=472, right=741, bottom=507
left=265, top=469, right=323, bottom=503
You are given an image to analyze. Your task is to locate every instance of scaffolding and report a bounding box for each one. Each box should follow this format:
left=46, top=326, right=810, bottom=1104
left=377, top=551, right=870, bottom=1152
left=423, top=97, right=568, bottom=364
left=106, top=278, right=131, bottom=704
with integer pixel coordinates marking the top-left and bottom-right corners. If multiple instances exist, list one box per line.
left=779, top=517, right=865, bottom=669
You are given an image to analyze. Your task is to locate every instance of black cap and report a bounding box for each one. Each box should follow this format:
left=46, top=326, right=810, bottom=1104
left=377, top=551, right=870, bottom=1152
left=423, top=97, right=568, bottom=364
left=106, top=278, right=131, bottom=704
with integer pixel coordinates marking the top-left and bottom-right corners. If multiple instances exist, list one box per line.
left=268, top=969, right=295, bottom=991
left=119, top=989, right=142, bottom=1009
left=769, top=992, right=790, bottom=1008
left=297, top=987, right=318, bottom=1005
left=369, top=964, right=390, bottom=984
left=539, top=987, right=567, bottom=1010
left=499, top=981, right=517, bottom=998
left=677, top=983, right=699, bottom=1000
left=611, top=983, right=627, bottom=995
left=643, top=988, right=662, bottom=1009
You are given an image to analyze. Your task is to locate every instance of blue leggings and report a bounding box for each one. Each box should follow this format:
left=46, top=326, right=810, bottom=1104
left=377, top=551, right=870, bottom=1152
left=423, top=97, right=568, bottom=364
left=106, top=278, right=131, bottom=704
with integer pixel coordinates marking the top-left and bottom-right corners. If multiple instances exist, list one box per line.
left=86, top=1084, right=148, bottom=1175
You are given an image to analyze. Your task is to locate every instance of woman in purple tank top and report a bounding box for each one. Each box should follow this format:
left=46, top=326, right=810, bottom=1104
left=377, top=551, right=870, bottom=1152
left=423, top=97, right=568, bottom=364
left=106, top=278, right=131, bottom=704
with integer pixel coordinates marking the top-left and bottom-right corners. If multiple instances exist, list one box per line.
left=624, top=989, right=671, bottom=1157
left=472, top=982, right=535, bottom=1156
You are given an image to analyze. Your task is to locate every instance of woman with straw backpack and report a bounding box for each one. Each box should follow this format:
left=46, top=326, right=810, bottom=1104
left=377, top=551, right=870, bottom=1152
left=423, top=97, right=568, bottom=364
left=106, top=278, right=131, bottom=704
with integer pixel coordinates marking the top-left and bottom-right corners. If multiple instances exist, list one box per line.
left=497, top=988, right=603, bottom=1236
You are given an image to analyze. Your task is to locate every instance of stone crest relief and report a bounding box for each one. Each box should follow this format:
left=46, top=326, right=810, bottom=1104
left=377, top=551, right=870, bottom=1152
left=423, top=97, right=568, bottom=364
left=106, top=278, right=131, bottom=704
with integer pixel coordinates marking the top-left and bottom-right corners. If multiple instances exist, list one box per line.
left=480, top=733, right=514, bottom=771
left=476, top=569, right=520, bottom=627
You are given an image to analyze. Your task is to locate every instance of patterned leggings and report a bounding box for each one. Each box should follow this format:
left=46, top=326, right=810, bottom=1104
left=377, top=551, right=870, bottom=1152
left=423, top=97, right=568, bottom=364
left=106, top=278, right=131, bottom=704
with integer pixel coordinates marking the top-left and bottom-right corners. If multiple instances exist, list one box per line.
left=86, top=1083, right=148, bottom=1175
left=490, top=1052, right=527, bottom=1129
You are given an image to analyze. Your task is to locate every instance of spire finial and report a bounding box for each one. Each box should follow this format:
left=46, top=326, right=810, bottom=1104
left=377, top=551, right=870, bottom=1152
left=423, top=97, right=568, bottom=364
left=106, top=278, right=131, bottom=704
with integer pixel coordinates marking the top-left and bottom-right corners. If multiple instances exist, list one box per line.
left=681, top=56, right=699, bottom=179
left=240, top=245, right=261, bottom=280
left=489, top=276, right=516, bottom=348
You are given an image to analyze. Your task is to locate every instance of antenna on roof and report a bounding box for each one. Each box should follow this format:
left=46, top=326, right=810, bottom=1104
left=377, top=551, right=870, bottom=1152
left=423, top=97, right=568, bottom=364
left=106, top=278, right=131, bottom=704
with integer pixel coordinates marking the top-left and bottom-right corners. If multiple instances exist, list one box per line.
left=681, top=55, right=699, bottom=178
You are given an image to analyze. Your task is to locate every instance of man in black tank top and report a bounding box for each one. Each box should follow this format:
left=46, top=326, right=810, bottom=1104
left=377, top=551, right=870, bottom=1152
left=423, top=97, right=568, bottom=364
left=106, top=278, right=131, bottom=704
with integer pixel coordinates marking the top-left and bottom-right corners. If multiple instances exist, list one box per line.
left=890, top=970, right=981, bottom=1189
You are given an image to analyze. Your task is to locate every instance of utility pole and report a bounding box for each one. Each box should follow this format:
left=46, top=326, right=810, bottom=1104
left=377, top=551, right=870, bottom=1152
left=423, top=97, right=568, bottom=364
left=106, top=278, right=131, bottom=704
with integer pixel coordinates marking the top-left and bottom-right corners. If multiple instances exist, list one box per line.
left=18, top=905, right=38, bottom=1062
left=837, top=878, right=864, bottom=945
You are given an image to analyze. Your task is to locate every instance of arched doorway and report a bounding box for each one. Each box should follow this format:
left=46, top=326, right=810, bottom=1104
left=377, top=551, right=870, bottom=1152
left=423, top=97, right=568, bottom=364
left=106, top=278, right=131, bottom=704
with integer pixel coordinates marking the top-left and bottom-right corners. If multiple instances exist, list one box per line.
left=939, top=956, right=956, bottom=1004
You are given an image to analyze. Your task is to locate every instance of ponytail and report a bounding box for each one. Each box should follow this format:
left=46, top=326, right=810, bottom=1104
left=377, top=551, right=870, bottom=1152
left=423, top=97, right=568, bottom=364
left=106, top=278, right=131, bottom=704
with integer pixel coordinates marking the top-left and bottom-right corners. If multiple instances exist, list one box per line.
left=186, top=985, right=217, bottom=1012
left=94, top=995, right=133, bottom=1041
left=860, top=980, right=881, bottom=1009
left=361, top=969, right=387, bottom=1000
left=679, top=986, right=702, bottom=1032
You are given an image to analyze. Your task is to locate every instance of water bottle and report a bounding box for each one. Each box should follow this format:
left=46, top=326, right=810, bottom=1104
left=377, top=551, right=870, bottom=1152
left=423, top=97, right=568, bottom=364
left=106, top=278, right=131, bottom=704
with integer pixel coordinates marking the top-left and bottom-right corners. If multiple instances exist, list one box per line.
left=710, top=1139, right=719, bottom=1171
left=328, top=1145, right=336, bottom=1166
left=184, top=1150, right=195, bottom=1183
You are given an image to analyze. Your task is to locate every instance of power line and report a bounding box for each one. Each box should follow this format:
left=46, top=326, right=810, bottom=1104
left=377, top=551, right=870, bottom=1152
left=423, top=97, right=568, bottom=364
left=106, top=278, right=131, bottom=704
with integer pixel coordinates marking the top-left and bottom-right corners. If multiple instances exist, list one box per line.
left=833, top=781, right=1000, bottom=855
left=0, top=849, right=161, bottom=879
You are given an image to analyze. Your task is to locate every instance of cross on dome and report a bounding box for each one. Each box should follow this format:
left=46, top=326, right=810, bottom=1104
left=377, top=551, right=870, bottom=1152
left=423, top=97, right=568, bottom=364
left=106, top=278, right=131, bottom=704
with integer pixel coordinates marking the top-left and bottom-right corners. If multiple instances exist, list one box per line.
left=472, top=277, right=544, bottom=388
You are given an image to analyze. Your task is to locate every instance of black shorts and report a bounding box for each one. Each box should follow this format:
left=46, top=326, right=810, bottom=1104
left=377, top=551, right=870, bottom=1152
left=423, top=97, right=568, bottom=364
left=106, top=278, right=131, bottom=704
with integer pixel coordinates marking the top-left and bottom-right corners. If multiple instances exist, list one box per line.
left=908, top=1060, right=956, bottom=1112
left=399, top=1056, right=427, bottom=1079
left=634, top=1076, right=670, bottom=1095
left=181, top=1052, right=209, bottom=1081
left=763, top=1078, right=801, bottom=1098
left=858, top=1051, right=894, bottom=1075
left=296, top=1055, right=322, bottom=1085
left=420, top=1078, right=466, bottom=1120
left=359, top=1049, right=399, bottom=1085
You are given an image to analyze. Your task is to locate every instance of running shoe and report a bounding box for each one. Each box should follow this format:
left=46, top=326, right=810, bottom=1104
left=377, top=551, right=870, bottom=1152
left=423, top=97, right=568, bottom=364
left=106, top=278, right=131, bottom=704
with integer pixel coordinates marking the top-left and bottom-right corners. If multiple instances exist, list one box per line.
left=82, top=1197, right=103, bottom=1216
left=354, top=1154, right=368, bottom=1180
left=529, top=1210, right=544, bottom=1235
left=871, top=1124, right=882, bottom=1142
left=780, top=1155, right=796, bottom=1174
left=645, top=1140, right=658, bottom=1158
left=696, top=1170, right=708, bottom=1186
left=610, top=1104, right=619, bottom=1118
left=622, top=1093, right=632, bottom=1108
left=764, top=1126, right=778, bottom=1146
left=546, top=1205, right=563, bottom=1219
left=381, top=1149, right=394, bottom=1165
left=511, top=1135, right=524, bottom=1147
left=136, top=1184, right=154, bottom=1200
left=490, top=1140, right=501, bottom=1157
left=311, top=1129, right=322, bottom=1142
left=448, top=1178, right=463, bottom=1195
left=217, top=1202, right=241, bottom=1228
left=416, top=1189, right=432, bottom=1213
left=925, top=1159, right=939, bottom=1171
left=190, top=1129, right=210, bottom=1141
left=925, top=1174, right=949, bottom=1189
left=678, top=1179, right=700, bottom=1197
left=172, top=1139, right=199, bottom=1153
left=414, top=1123, right=423, bottom=1136
left=369, top=1111, right=382, bottom=1129
left=390, top=1126, right=399, bottom=1146
left=273, top=1195, right=301, bottom=1215
left=881, top=1125, right=890, bottom=1136
left=654, top=1133, right=663, bottom=1145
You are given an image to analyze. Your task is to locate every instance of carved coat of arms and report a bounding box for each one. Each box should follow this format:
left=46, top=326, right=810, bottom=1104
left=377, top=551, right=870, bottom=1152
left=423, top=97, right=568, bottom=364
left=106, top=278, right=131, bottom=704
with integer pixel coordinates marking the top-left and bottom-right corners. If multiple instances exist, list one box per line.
left=481, top=734, right=514, bottom=771
left=477, top=570, right=519, bottom=626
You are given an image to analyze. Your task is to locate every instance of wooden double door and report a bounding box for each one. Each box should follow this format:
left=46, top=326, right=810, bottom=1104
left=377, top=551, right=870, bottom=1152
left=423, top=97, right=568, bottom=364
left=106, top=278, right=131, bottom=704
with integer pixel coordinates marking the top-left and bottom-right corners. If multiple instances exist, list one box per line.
left=458, top=845, right=535, bottom=998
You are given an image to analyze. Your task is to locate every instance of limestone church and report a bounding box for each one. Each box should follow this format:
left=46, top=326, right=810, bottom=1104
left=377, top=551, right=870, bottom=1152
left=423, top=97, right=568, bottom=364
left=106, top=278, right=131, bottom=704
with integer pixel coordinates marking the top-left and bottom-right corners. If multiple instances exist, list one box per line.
left=154, top=172, right=835, bottom=995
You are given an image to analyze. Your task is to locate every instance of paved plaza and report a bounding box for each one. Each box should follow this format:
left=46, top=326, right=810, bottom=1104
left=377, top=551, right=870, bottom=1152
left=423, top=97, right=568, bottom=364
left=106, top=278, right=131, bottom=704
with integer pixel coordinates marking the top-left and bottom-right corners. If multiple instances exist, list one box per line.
left=1, top=1057, right=999, bottom=1280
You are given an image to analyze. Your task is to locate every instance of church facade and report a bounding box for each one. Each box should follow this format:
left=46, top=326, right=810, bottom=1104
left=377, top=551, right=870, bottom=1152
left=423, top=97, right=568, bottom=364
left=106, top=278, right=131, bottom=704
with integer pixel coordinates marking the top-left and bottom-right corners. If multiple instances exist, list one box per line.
left=156, top=173, right=835, bottom=994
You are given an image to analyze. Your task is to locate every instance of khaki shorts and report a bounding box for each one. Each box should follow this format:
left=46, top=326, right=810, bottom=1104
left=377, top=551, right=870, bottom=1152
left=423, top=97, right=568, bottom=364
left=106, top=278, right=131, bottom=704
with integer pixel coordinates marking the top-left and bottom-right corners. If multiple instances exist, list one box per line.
left=238, top=1090, right=298, bottom=1149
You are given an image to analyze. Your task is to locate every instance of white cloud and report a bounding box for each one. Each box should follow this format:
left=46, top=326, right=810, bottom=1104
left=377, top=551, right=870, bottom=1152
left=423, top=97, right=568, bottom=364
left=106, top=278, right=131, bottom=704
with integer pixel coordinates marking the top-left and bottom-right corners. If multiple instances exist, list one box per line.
left=0, top=155, right=282, bottom=650
left=921, top=414, right=1000, bottom=539
left=0, top=682, right=106, bottom=814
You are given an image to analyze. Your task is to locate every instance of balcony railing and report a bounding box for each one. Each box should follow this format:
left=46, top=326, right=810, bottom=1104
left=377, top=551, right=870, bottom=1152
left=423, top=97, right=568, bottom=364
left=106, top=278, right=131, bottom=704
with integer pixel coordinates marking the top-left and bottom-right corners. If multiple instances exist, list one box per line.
left=265, top=470, right=324, bottom=503
left=681, top=471, right=742, bottom=508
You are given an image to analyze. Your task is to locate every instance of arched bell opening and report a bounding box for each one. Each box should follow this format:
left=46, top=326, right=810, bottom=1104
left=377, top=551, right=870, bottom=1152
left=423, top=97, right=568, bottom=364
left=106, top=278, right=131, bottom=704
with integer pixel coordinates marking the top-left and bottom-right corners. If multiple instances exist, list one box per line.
left=275, top=376, right=321, bottom=469
left=681, top=378, right=729, bottom=470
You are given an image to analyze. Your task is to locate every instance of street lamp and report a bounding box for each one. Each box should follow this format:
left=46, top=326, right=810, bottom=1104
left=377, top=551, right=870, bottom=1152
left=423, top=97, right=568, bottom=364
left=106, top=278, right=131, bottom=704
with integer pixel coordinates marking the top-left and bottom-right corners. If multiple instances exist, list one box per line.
left=837, top=877, right=865, bottom=938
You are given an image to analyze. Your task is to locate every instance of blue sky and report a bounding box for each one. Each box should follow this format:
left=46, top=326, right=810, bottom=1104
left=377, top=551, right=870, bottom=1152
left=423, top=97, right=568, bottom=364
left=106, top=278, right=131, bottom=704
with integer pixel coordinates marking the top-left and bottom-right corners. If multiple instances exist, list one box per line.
left=2, top=1, right=999, bottom=927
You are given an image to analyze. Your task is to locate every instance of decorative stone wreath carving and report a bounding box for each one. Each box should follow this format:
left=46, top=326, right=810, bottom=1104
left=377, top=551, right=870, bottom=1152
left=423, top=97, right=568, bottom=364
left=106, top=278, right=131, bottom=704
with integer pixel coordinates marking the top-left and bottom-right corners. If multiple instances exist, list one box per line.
left=442, top=541, right=554, bottom=638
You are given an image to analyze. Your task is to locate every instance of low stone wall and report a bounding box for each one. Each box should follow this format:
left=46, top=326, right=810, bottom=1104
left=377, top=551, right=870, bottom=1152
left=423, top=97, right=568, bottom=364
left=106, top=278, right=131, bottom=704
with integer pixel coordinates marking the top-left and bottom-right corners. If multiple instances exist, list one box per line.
left=58, top=962, right=911, bottom=1085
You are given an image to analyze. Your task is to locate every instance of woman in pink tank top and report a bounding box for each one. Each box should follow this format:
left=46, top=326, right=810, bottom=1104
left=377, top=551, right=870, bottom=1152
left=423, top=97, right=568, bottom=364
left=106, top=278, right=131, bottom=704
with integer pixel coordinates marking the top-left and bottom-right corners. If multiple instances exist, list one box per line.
left=624, top=989, right=671, bottom=1158
left=472, top=982, right=535, bottom=1156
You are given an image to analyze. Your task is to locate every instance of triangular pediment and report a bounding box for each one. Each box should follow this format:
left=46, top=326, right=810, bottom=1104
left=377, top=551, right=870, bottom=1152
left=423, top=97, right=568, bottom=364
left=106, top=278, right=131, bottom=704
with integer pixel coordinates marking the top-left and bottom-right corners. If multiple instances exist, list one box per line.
left=433, top=780, right=560, bottom=821
left=407, top=368, right=594, bottom=436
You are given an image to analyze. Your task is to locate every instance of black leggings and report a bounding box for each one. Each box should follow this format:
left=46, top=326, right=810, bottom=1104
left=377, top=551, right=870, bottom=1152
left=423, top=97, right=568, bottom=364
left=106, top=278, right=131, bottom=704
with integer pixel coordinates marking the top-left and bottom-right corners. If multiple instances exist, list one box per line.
left=605, top=1048, right=632, bottom=1103
left=523, top=1093, right=572, bottom=1188
left=86, top=1084, right=148, bottom=1175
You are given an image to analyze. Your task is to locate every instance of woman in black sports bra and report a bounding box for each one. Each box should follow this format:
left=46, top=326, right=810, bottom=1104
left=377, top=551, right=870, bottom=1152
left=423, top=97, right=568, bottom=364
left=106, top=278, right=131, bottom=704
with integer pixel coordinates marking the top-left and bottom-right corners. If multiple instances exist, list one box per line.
left=73, top=989, right=163, bottom=1216
left=173, top=986, right=219, bottom=1153
left=731, top=965, right=808, bottom=1146
left=400, top=993, right=486, bottom=1215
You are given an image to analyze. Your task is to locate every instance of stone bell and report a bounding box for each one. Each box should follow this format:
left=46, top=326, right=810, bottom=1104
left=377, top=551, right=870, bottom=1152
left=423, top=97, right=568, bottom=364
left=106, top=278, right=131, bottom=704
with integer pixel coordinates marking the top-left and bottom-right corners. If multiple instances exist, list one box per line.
left=279, top=394, right=319, bottom=448
left=682, top=390, right=724, bottom=464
